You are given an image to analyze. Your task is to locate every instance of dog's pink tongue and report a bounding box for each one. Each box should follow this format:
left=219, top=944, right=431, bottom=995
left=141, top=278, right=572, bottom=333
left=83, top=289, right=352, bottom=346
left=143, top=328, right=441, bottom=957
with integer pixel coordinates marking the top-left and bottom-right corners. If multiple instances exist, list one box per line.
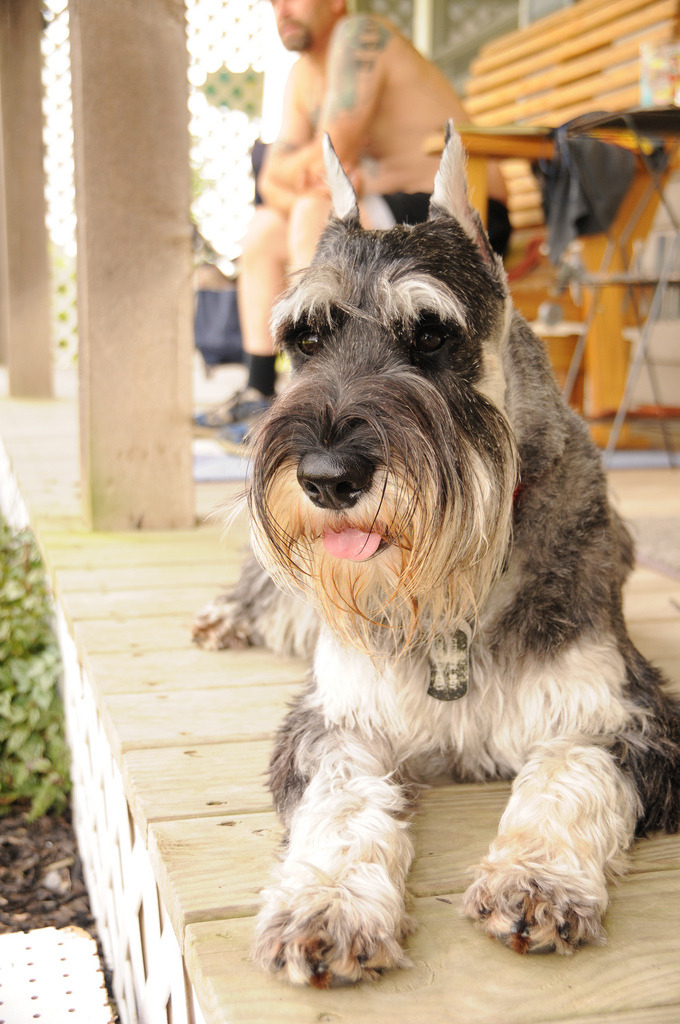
left=322, top=528, right=382, bottom=561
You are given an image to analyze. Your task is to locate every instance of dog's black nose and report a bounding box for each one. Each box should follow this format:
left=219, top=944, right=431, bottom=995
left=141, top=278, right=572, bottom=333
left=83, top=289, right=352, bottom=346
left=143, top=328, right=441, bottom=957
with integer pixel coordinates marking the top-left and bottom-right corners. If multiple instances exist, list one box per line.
left=297, top=451, right=374, bottom=510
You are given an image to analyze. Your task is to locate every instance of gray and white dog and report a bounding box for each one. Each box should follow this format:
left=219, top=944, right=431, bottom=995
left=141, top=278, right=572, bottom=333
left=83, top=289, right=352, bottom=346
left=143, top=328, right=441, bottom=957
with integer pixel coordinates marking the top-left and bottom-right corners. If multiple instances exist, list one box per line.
left=194, top=127, right=680, bottom=987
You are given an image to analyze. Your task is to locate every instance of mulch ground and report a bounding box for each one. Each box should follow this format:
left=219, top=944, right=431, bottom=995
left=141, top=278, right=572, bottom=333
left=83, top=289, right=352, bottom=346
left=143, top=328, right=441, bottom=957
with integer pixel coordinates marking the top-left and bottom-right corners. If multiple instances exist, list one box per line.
left=0, top=806, right=95, bottom=935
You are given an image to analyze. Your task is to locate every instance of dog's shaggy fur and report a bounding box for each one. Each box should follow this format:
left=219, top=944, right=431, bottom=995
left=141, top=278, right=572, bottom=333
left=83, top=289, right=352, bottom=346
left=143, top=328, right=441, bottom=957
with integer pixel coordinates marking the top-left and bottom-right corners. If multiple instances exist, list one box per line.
left=193, top=129, right=680, bottom=987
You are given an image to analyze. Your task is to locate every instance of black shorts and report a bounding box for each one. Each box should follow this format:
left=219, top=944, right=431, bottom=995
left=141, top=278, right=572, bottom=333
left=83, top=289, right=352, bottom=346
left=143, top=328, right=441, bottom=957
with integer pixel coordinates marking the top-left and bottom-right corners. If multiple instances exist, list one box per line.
left=382, top=192, right=512, bottom=259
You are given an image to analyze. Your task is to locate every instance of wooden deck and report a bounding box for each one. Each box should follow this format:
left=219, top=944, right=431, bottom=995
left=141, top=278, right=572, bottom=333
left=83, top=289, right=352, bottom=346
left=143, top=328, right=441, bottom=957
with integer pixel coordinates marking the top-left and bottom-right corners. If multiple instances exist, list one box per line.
left=1, top=392, right=679, bottom=1024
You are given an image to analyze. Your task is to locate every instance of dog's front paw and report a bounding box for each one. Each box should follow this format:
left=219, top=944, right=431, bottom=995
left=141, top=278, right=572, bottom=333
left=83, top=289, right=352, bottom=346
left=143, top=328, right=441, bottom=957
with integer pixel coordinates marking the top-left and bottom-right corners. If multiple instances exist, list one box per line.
left=253, top=885, right=413, bottom=987
left=462, top=863, right=606, bottom=955
left=191, top=597, right=260, bottom=650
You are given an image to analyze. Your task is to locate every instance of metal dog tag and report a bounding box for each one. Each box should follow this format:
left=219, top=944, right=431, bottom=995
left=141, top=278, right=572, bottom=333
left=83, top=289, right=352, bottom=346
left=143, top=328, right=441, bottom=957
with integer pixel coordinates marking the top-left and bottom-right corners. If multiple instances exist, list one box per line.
left=428, top=627, right=470, bottom=701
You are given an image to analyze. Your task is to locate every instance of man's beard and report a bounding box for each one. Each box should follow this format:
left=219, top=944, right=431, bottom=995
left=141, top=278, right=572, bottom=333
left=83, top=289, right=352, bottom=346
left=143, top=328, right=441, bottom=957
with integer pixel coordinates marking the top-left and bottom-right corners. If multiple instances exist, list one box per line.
left=279, top=20, right=313, bottom=52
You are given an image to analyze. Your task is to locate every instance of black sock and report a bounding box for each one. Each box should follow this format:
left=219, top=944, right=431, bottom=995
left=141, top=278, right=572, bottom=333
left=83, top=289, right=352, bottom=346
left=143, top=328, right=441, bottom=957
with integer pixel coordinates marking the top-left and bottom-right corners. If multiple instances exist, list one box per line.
left=247, top=354, right=277, bottom=397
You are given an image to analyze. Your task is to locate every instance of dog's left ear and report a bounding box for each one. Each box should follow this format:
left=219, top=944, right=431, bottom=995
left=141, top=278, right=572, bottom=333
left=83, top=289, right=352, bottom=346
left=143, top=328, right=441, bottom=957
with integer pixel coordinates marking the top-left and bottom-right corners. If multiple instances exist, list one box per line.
left=429, top=122, right=495, bottom=263
left=323, top=134, right=360, bottom=226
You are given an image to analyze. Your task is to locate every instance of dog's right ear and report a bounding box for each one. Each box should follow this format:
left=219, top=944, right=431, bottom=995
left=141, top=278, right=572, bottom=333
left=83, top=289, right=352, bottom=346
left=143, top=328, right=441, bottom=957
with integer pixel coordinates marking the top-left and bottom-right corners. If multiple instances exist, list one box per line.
left=323, top=134, right=360, bottom=226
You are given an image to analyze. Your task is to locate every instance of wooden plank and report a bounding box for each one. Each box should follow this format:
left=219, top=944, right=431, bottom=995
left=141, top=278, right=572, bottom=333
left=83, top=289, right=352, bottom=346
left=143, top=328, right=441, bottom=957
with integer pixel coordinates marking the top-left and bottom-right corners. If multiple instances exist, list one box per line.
left=74, top=614, right=200, bottom=654
left=183, top=870, right=680, bottom=1024
left=467, top=27, right=669, bottom=117
left=651, top=657, right=680, bottom=686
left=99, top=683, right=299, bottom=758
left=625, top=566, right=680, bottom=593
left=476, top=62, right=640, bottom=129
left=609, top=470, right=680, bottom=516
left=149, top=811, right=278, bottom=930
left=624, top=587, right=680, bottom=622
left=55, top=559, right=243, bottom=592
left=0, top=396, right=77, bottom=435
left=38, top=527, right=244, bottom=568
left=468, top=0, right=675, bottom=91
left=509, top=207, right=545, bottom=230
left=525, top=85, right=645, bottom=131
left=148, top=786, right=680, bottom=948
left=58, top=584, right=237, bottom=623
left=82, top=647, right=308, bottom=694
left=121, top=740, right=274, bottom=834
left=555, top=1009, right=680, bottom=1024
left=476, top=0, right=648, bottom=62
left=628, top=620, right=680, bottom=662
left=476, top=82, right=645, bottom=130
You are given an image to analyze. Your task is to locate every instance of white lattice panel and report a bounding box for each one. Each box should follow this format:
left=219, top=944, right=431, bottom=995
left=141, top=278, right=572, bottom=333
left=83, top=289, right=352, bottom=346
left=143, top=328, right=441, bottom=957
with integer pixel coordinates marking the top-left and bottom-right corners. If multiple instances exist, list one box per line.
left=56, top=608, right=206, bottom=1024
left=186, top=0, right=285, bottom=266
left=41, top=0, right=78, bottom=365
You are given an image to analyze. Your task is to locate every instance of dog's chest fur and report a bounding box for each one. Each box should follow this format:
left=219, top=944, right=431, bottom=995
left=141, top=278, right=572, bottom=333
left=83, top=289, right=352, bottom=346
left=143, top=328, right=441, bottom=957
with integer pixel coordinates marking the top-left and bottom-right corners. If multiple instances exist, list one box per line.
left=310, top=566, right=633, bottom=784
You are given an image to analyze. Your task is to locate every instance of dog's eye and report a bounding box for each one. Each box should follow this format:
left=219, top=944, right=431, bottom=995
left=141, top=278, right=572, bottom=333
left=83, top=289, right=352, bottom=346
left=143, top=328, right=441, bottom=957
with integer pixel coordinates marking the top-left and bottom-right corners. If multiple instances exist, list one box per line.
left=297, top=332, right=322, bottom=356
left=414, top=326, right=446, bottom=353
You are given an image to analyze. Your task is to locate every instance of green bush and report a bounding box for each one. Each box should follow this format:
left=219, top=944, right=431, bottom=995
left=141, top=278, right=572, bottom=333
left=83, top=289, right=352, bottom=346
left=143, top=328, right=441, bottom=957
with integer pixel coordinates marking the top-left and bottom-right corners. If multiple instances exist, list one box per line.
left=0, top=517, right=71, bottom=819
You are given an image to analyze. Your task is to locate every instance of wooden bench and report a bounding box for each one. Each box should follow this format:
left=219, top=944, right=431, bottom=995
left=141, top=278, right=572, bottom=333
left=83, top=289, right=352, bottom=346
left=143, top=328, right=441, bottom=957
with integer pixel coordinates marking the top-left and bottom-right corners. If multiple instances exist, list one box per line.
left=462, top=0, right=680, bottom=421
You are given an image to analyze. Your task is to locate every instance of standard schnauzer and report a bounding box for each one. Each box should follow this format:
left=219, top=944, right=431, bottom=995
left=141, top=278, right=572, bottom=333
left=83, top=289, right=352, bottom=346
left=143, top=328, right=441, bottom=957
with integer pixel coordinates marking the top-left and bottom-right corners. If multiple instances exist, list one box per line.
left=193, top=128, right=680, bottom=987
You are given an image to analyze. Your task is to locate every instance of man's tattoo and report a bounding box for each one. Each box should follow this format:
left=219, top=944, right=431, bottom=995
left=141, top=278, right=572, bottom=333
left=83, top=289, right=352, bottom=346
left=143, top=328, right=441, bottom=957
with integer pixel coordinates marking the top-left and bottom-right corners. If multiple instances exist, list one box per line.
left=327, top=17, right=390, bottom=119
left=309, top=105, right=322, bottom=132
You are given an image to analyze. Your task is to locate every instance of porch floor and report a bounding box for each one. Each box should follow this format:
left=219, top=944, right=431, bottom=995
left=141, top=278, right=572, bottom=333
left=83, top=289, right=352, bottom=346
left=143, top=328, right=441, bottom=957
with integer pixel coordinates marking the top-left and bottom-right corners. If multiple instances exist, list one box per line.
left=1, top=391, right=679, bottom=1024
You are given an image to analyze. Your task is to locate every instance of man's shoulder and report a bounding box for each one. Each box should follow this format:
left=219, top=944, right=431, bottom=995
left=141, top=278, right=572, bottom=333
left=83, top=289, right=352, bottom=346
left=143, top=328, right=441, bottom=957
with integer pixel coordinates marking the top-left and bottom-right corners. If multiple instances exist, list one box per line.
left=329, top=13, right=398, bottom=52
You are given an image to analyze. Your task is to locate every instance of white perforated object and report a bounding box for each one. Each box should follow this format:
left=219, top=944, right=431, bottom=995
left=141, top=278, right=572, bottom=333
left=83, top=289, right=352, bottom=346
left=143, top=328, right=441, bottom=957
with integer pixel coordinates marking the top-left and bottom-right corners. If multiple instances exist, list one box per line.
left=0, top=927, right=114, bottom=1024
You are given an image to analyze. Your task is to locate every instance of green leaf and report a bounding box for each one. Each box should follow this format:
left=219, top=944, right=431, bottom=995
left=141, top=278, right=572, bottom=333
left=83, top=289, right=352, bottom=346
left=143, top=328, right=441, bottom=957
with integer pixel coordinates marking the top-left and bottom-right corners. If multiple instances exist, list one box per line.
left=28, top=779, right=66, bottom=820
left=0, top=514, right=69, bottom=819
left=5, top=725, right=31, bottom=756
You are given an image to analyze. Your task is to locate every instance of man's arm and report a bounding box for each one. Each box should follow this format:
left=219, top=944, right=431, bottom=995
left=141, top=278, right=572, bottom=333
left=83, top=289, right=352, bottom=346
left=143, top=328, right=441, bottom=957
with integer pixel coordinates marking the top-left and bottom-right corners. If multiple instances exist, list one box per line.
left=263, top=16, right=391, bottom=197
left=259, top=63, right=316, bottom=212
left=319, top=16, right=390, bottom=176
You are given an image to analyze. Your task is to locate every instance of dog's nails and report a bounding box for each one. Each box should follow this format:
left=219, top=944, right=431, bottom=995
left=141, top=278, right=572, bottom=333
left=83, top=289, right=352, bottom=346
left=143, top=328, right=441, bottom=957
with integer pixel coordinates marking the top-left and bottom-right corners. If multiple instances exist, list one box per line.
left=308, top=965, right=331, bottom=989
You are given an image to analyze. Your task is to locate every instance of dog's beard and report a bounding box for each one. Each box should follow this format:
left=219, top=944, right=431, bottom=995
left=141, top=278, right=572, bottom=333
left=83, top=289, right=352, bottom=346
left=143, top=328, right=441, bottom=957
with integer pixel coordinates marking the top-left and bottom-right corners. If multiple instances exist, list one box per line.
left=248, top=368, right=518, bottom=656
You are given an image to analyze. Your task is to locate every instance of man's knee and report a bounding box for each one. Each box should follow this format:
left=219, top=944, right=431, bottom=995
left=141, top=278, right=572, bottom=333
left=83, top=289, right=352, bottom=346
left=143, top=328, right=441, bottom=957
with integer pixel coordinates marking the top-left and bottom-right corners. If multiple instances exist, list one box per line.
left=289, top=194, right=331, bottom=239
left=242, top=206, right=288, bottom=266
left=288, top=194, right=332, bottom=268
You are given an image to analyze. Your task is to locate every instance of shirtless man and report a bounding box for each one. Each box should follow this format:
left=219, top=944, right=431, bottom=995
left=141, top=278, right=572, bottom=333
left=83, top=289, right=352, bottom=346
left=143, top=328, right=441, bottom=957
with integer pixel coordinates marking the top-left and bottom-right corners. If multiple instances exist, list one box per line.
left=197, top=0, right=510, bottom=446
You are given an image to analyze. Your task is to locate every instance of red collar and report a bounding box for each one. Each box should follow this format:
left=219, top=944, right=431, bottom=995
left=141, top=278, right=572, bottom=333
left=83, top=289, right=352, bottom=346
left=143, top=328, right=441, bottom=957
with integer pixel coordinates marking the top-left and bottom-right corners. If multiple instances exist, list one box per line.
left=513, top=482, right=525, bottom=505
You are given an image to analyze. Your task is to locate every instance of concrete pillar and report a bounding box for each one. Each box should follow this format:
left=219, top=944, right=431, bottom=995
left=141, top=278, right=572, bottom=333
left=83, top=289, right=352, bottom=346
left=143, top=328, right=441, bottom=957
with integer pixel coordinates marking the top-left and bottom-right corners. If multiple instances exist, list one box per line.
left=0, top=0, right=53, bottom=396
left=69, top=0, right=195, bottom=530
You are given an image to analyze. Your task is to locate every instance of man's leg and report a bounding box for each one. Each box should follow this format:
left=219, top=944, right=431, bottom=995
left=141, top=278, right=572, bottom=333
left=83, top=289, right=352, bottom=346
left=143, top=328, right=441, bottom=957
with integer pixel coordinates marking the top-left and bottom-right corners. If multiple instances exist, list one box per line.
left=288, top=193, right=332, bottom=270
left=239, top=206, right=288, bottom=362
left=195, top=206, right=287, bottom=438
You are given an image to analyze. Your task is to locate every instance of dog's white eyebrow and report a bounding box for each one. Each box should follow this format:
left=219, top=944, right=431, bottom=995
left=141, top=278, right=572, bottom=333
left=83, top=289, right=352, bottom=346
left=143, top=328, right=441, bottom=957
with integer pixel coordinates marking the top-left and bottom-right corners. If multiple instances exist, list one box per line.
left=271, top=266, right=370, bottom=334
left=271, top=265, right=467, bottom=336
left=377, top=272, right=467, bottom=328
